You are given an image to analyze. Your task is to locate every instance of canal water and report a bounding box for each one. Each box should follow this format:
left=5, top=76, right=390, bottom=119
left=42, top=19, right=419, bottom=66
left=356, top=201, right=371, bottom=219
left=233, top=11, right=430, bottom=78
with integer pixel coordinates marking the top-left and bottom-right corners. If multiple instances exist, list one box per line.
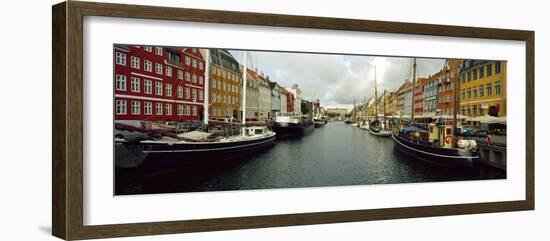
left=115, top=121, right=505, bottom=195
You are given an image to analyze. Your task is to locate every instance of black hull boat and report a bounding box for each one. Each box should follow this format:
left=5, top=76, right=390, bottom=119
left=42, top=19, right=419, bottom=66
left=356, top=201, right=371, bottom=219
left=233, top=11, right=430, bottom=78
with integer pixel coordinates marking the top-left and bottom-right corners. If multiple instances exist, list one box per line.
left=115, top=129, right=276, bottom=175
left=273, top=122, right=314, bottom=138
left=392, top=131, right=479, bottom=168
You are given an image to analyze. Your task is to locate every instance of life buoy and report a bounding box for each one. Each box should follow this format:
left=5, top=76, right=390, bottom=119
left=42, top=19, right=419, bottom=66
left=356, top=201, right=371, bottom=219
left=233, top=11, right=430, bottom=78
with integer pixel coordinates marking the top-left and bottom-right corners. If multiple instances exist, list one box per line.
left=445, top=135, right=452, bottom=144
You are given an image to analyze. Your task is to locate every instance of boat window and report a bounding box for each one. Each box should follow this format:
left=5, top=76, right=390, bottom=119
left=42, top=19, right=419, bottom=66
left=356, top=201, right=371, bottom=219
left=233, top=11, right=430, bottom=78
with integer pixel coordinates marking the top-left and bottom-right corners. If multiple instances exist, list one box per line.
left=255, top=129, right=263, bottom=135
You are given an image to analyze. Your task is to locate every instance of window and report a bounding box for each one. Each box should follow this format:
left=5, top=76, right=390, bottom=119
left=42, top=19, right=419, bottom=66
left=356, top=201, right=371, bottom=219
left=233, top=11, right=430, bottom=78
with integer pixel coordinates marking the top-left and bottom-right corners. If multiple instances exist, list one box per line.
left=473, top=88, right=477, bottom=98
left=115, top=100, right=127, bottom=115
left=165, top=83, right=172, bottom=96
left=144, top=102, right=152, bottom=115
left=155, top=47, right=163, bottom=56
left=166, top=66, right=172, bottom=77
left=185, top=87, right=190, bottom=99
left=217, top=68, right=221, bottom=76
left=192, top=74, right=197, bottom=83
left=198, top=62, right=203, bottom=70
left=486, top=83, right=492, bottom=96
left=495, top=61, right=501, bottom=74
left=217, top=94, right=221, bottom=102
left=177, top=105, right=183, bottom=116
left=467, top=71, right=471, bottom=82
left=495, top=81, right=501, bottom=95
left=461, top=73, right=465, bottom=83
left=177, top=70, right=183, bottom=80
left=479, top=84, right=484, bottom=97
left=192, top=106, right=197, bottom=116
left=192, top=59, right=197, bottom=68
left=222, top=82, right=226, bottom=91
left=217, top=80, right=221, bottom=89
left=481, top=66, right=486, bottom=78
left=144, top=60, right=152, bottom=72
left=130, top=77, right=140, bottom=92
left=472, top=69, right=477, bottom=80
left=192, top=89, right=197, bottom=101
left=222, top=70, right=226, bottom=78
left=487, top=64, right=492, bottom=76
left=144, top=80, right=152, bottom=94
left=185, top=105, right=191, bottom=116
left=131, top=101, right=140, bottom=115
left=130, top=56, right=139, bottom=69
left=211, top=93, right=216, bottom=103
left=185, top=56, right=190, bottom=65
left=155, top=63, right=162, bottom=74
left=166, top=104, right=172, bottom=116
left=185, top=72, right=190, bottom=81
left=467, top=88, right=471, bottom=99
left=115, top=52, right=126, bottom=65
left=155, top=103, right=163, bottom=115
left=198, top=76, right=203, bottom=84
left=144, top=46, right=152, bottom=52
left=115, top=75, right=127, bottom=91
left=211, top=66, right=216, bottom=74
left=198, top=90, right=203, bottom=101
left=211, top=79, right=216, bottom=88
left=177, top=86, right=183, bottom=98
left=155, top=82, right=163, bottom=96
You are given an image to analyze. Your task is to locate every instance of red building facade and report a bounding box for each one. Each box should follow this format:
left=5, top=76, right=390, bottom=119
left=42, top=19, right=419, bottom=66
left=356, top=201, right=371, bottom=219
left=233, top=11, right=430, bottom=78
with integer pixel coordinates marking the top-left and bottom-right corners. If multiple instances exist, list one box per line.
left=438, top=59, right=461, bottom=115
left=114, top=45, right=205, bottom=123
left=286, top=92, right=295, bottom=113
left=413, top=77, right=428, bottom=117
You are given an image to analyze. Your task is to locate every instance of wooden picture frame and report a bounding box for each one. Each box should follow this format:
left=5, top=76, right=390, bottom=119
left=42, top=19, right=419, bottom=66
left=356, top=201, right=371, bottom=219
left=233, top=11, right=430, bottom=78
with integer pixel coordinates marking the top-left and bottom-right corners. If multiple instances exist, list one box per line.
left=52, top=1, right=534, bottom=240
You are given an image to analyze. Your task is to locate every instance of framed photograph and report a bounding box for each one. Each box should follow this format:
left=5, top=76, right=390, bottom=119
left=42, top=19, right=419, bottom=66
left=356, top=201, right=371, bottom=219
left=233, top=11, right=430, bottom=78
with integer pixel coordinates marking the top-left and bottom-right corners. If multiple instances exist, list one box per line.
left=52, top=1, right=534, bottom=240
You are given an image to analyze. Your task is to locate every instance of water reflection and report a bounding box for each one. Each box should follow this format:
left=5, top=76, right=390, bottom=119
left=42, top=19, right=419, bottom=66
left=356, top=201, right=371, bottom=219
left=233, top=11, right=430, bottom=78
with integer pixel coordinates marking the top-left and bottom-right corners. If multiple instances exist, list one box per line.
left=115, top=121, right=505, bottom=195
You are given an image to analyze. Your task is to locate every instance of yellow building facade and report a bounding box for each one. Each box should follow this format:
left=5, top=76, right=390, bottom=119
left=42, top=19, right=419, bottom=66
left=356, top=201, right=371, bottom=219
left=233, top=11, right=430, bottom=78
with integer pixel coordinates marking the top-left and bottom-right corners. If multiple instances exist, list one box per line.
left=208, top=49, right=242, bottom=120
left=459, top=60, right=506, bottom=117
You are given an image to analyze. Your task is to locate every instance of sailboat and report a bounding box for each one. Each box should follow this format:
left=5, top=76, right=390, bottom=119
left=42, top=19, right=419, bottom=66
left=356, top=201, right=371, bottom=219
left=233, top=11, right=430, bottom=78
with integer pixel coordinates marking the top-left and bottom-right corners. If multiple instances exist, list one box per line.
left=368, top=67, right=391, bottom=137
left=391, top=58, right=479, bottom=167
left=115, top=49, right=276, bottom=172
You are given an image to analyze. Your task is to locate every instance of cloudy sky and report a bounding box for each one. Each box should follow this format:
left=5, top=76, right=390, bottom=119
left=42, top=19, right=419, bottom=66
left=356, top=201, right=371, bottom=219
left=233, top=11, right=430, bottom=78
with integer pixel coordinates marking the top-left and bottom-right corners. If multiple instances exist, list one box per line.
left=229, top=50, right=445, bottom=110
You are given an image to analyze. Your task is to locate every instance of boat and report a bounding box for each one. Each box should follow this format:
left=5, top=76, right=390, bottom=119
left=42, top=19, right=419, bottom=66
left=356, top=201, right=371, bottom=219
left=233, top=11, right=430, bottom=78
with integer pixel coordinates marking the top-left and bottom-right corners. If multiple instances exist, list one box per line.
left=392, top=58, right=479, bottom=167
left=116, top=125, right=276, bottom=172
left=273, top=113, right=314, bottom=138
left=313, top=117, right=327, bottom=128
left=115, top=50, right=277, bottom=172
left=367, top=67, right=391, bottom=137
left=392, top=125, right=478, bottom=167
left=368, top=119, right=392, bottom=137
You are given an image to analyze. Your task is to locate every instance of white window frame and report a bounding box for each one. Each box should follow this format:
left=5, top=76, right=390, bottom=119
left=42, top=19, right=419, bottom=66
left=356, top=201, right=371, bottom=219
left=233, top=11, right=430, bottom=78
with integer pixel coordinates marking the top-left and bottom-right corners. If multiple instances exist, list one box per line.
left=155, top=82, right=163, bottom=96
left=130, top=77, right=140, bottom=93
left=177, top=70, right=183, bottom=80
left=177, top=86, right=183, bottom=98
left=192, top=59, right=197, bottom=68
left=115, top=75, right=126, bottom=91
left=198, top=62, right=203, bottom=70
left=155, top=47, right=163, bottom=56
left=192, top=106, right=197, bottom=116
left=166, top=103, right=172, bottom=116
left=156, top=103, right=163, bottom=115
left=130, top=56, right=140, bottom=69
left=144, top=60, right=152, bottom=72
left=198, top=76, right=203, bottom=84
left=192, top=74, right=197, bottom=83
left=115, top=52, right=126, bottom=65
left=192, top=89, right=197, bottom=101
left=185, top=72, right=191, bottom=82
left=144, top=80, right=152, bottom=94
left=177, top=104, right=184, bottom=116
left=155, top=63, right=163, bottom=75
left=115, top=100, right=127, bottom=115
left=185, top=87, right=190, bottom=99
left=165, top=83, right=172, bottom=97
left=131, top=100, right=140, bottom=115
left=165, top=66, right=172, bottom=77
left=198, top=90, right=203, bottom=101
left=185, top=56, right=190, bottom=65
left=144, top=102, right=152, bottom=115
left=144, top=46, right=152, bottom=52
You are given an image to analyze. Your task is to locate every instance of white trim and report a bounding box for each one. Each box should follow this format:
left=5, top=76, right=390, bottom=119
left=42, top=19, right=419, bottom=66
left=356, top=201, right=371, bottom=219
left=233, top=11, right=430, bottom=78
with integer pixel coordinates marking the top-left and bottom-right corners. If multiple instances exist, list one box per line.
left=392, top=134, right=479, bottom=159
left=114, top=46, right=129, bottom=53
left=460, top=97, right=504, bottom=105
left=141, top=134, right=276, bottom=152
left=131, top=72, right=162, bottom=81
left=186, top=83, right=203, bottom=89
left=115, top=94, right=203, bottom=105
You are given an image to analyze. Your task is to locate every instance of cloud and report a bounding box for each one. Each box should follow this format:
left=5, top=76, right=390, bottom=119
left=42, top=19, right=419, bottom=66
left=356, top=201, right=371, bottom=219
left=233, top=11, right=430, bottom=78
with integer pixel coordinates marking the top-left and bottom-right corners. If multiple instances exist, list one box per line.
left=229, top=50, right=445, bottom=110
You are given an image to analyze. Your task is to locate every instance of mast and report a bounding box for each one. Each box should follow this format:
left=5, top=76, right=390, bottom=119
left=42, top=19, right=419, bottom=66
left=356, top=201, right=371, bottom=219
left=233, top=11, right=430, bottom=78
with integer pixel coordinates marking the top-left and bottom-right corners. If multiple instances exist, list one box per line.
left=374, top=66, right=378, bottom=118
left=411, top=58, right=417, bottom=121
left=241, top=51, right=247, bottom=125
left=203, top=49, right=210, bottom=125
left=453, top=60, right=460, bottom=140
